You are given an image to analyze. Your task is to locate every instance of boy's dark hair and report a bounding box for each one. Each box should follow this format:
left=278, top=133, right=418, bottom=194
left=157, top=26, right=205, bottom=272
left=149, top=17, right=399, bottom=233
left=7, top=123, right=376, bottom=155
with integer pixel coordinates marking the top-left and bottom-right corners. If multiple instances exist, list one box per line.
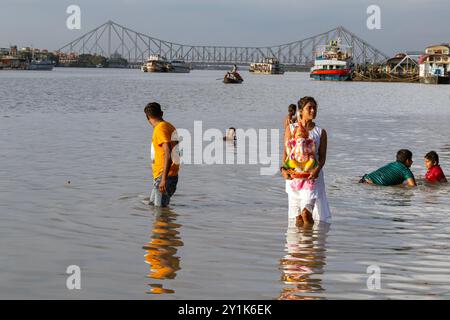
left=288, top=104, right=297, bottom=113
left=425, top=151, right=439, bottom=164
left=396, top=149, right=413, bottom=164
left=144, top=102, right=163, bottom=119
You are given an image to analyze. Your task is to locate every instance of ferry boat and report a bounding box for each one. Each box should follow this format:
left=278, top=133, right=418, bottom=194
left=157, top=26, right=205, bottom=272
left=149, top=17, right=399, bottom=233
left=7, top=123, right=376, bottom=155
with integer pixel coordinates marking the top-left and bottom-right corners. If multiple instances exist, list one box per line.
left=168, top=59, right=191, bottom=73
left=249, top=57, right=284, bottom=74
left=418, top=44, right=450, bottom=84
left=310, top=40, right=353, bottom=81
left=27, top=60, right=54, bottom=71
left=141, top=54, right=170, bottom=72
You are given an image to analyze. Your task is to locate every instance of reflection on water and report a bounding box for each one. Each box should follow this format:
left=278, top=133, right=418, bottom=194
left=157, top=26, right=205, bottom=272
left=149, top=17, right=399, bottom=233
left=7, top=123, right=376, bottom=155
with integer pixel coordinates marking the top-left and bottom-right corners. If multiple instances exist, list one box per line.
left=278, top=221, right=330, bottom=300
left=143, top=208, right=183, bottom=294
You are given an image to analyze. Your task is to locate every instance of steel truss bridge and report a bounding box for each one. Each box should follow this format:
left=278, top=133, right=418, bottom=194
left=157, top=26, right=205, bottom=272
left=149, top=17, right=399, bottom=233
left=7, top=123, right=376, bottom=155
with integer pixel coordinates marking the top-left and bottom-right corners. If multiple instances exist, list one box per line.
left=58, top=20, right=389, bottom=66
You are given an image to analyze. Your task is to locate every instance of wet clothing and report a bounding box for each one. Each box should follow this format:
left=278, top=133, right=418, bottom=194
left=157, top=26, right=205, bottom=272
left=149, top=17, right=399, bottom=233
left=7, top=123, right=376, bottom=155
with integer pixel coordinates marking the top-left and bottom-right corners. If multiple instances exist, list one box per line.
left=150, top=120, right=179, bottom=207
left=362, top=161, right=414, bottom=186
left=425, top=165, right=446, bottom=183
left=150, top=175, right=178, bottom=207
left=285, top=123, right=331, bottom=223
left=152, top=121, right=179, bottom=179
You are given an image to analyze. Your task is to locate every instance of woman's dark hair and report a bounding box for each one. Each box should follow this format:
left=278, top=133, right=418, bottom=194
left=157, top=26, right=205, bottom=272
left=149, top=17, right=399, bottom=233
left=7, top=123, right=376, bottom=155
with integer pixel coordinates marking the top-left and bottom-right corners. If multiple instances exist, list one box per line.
left=296, top=96, right=317, bottom=119
left=425, top=151, right=439, bottom=164
left=396, top=149, right=413, bottom=164
left=144, top=102, right=163, bottom=119
left=288, top=104, right=297, bottom=113
left=297, top=96, right=317, bottom=112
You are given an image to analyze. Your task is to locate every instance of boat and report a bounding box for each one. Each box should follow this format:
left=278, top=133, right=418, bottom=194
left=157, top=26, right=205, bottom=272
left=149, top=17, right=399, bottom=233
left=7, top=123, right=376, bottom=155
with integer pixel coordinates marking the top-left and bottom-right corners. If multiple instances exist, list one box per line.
left=419, top=44, right=450, bottom=84
left=141, top=55, right=191, bottom=73
left=223, top=72, right=243, bottom=84
left=310, top=39, right=353, bottom=81
left=141, top=54, right=170, bottom=72
left=27, top=60, right=54, bottom=71
left=249, top=57, right=284, bottom=74
left=168, top=59, right=191, bottom=73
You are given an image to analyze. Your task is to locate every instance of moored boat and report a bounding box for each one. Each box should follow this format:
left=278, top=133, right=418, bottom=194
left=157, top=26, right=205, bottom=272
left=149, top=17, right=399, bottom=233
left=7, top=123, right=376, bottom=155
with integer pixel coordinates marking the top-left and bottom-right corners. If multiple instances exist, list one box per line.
left=168, top=59, right=191, bottom=73
left=27, top=60, right=54, bottom=71
left=419, top=44, right=450, bottom=84
left=310, top=39, right=353, bottom=81
left=141, top=54, right=170, bottom=72
left=249, top=57, right=284, bottom=74
left=141, top=55, right=191, bottom=73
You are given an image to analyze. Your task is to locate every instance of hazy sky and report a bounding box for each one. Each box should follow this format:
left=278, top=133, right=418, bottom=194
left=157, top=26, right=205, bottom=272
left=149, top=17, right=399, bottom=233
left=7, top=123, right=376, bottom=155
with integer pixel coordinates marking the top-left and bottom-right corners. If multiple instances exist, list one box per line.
left=1, top=0, right=449, bottom=55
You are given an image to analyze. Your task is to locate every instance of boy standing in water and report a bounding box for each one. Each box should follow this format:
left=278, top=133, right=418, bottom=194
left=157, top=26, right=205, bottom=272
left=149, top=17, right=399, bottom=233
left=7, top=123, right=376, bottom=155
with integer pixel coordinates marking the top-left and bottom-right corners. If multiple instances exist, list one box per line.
left=145, top=102, right=179, bottom=207
left=360, top=149, right=417, bottom=187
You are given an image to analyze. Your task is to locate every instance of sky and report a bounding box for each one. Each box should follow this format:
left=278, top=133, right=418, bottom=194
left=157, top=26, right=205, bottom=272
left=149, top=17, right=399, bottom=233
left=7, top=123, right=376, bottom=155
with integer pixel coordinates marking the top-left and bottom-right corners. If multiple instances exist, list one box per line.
left=1, top=0, right=449, bottom=56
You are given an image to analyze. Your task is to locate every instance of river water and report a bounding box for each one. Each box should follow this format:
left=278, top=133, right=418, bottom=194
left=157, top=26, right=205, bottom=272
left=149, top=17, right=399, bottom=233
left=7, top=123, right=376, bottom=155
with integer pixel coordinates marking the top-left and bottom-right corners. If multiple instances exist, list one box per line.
left=0, top=68, right=449, bottom=299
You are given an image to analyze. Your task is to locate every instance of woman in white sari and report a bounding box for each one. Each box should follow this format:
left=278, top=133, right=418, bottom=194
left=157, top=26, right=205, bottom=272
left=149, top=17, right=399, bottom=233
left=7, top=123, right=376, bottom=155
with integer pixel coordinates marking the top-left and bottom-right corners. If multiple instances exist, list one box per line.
left=281, top=97, right=331, bottom=226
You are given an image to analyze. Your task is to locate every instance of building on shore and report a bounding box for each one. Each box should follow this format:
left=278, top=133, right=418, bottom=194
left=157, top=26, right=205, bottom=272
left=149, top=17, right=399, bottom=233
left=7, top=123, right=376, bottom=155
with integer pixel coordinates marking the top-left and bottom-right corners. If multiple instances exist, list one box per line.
left=384, top=53, right=419, bottom=78
left=419, top=44, right=450, bottom=84
left=0, top=46, right=58, bottom=70
left=0, top=46, right=27, bottom=69
left=352, top=52, right=419, bottom=82
left=54, top=51, right=78, bottom=65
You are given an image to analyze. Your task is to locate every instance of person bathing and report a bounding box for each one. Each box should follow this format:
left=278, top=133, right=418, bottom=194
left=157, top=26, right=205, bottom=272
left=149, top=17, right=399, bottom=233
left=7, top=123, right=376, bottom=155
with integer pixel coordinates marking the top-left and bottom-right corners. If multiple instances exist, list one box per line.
left=281, top=96, right=331, bottom=226
left=360, top=149, right=417, bottom=187
left=144, top=102, right=180, bottom=207
left=424, top=151, right=447, bottom=183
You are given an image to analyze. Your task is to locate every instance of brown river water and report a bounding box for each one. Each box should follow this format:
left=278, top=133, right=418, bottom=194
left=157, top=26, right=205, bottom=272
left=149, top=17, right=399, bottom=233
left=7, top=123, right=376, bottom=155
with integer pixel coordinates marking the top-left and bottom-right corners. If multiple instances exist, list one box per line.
left=0, top=68, right=449, bottom=299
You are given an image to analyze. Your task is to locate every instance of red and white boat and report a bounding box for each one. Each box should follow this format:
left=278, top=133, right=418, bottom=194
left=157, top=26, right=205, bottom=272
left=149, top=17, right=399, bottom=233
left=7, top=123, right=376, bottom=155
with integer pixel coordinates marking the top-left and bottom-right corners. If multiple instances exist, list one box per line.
left=310, top=39, right=353, bottom=81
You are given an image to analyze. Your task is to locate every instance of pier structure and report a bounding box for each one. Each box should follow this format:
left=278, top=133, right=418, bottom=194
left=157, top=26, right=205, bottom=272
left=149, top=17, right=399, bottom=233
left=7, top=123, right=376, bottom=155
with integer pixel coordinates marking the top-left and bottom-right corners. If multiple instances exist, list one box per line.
left=57, top=20, right=389, bottom=67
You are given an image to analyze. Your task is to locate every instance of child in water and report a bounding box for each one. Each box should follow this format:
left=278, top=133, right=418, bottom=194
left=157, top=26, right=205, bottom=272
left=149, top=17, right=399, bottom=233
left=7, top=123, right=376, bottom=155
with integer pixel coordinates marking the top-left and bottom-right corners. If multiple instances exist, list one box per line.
left=360, top=149, right=417, bottom=187
left=424, top=151, right=447, bottom=183
left=223, top=127, right=236, bottom=141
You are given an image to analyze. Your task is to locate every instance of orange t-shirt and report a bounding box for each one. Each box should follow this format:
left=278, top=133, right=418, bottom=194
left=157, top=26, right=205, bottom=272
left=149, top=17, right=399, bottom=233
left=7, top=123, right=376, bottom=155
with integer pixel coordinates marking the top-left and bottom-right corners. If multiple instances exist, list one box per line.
left=152, top=121, right=180, bottom=179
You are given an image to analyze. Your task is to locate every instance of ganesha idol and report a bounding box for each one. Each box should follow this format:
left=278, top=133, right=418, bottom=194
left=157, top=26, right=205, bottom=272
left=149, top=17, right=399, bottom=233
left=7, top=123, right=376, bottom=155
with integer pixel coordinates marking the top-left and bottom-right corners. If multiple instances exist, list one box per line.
left=283, top=125, right=317, bottom=190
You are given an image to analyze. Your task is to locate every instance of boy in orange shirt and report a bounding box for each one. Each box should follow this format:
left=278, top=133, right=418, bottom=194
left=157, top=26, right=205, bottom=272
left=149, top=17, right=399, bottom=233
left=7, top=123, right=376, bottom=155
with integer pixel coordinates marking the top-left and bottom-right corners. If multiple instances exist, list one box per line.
left=144, top=102, right=180, bottom=207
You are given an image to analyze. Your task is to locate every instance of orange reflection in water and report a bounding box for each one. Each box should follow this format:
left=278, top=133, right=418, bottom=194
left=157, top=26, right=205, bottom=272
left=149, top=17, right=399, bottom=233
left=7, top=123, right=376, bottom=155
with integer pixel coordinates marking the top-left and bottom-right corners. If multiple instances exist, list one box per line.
left=278, top=221, right=330, bottom=300
left=143, top=208, right=183, bottom=294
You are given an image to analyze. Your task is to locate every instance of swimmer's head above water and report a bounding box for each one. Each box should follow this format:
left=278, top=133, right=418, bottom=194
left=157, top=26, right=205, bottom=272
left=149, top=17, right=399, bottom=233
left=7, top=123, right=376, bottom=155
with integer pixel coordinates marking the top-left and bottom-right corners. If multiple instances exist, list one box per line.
left=397, top=149, right=413, bottom=167
left=224, top=127, right=236, bottom=141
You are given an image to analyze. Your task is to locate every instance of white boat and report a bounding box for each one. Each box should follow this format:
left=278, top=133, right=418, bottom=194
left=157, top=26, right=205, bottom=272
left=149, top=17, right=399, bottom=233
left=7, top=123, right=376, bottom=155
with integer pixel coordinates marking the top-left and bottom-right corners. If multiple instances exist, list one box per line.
left=168, top=59, right=190, bottom=73
left=141, top=54, right=170, bottom=72
left=249, top=57, right=284, bottom=74
left=310, top=39, right=353, bottom=81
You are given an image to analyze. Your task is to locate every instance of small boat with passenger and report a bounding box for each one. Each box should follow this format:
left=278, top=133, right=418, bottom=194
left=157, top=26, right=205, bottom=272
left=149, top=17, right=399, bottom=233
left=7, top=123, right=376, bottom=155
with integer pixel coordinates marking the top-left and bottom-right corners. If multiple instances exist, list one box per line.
left=223, top=64, right=244, bottom=83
